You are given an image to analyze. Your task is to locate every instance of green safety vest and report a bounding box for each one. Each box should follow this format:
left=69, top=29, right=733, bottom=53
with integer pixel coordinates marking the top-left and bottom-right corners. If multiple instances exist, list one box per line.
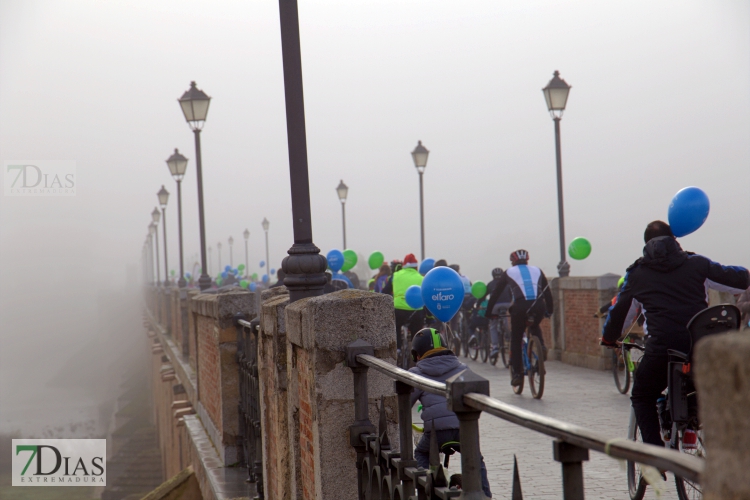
left=393, top=267, right=424, bottom=311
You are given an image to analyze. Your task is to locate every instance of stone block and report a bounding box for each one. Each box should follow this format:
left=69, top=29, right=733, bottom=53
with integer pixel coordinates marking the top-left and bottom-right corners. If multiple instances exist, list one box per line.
left=694, top=331, right=750, bottom=500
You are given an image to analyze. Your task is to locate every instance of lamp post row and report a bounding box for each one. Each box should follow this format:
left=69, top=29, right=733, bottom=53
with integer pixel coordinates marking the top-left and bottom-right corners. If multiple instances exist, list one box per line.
left=150, top=69, right=571, bottom=293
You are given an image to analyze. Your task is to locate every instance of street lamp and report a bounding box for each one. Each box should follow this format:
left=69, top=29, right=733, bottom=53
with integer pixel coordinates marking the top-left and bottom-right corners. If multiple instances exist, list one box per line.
left=243, top=229, right=250, bottom=278
left=277, top=0, right=328, bottom=302
left=178, top=81, right=212, bottom=290
left=228, top=236, right=234, bottom=267
left=336, top=180, right=348, bottom=249
left=411, top=140, right=429, bottom=261
left=262, top=218, right=270, bottom=286
left=157, top=186, right=170, bottom=285
left=166, top=148, right=189, bottom=287
left=542, top=70, right=572, bottom=277
left=217, top=241, right=222, bottom=272
left=149, top=221, right=159, bottom=286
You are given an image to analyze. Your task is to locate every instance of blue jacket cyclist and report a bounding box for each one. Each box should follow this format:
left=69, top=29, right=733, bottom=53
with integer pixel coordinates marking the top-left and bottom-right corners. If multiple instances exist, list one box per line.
left=409, top=328, right=492, bottom=498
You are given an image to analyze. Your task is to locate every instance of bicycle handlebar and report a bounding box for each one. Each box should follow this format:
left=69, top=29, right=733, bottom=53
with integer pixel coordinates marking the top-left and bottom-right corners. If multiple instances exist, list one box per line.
left=620, top=342, right=645, bottom=352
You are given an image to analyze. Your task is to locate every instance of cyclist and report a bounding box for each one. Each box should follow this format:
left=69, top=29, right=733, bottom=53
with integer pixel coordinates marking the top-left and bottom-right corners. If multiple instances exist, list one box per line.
left=601, top=220, right=749, bottom=448
left=383, top=254, right=424, bottom=353
left=448, top=264, right=473, bottom=338
left=486, top=250, right=553, bottom=387
left=409, top=328, right=492, bottom=498
left=485, top=267, right=513, bottom=357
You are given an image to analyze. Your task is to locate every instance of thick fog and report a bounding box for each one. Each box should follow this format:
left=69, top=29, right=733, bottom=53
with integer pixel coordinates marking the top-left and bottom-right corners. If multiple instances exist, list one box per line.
left=1, top=0, right=748, bottom=434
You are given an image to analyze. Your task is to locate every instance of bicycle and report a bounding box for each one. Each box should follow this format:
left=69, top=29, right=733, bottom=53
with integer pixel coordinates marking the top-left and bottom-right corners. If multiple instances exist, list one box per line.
left=397, top=310, right=425, bottom=370
left=467, top=324, right=490, bottom=363
left=625, top=304, right=740, bottom=500
left=511, top=330, right=545, bottom=399
left=495, top=312, right=511, bottom=369
left=612, top=331, right=644, bottom=394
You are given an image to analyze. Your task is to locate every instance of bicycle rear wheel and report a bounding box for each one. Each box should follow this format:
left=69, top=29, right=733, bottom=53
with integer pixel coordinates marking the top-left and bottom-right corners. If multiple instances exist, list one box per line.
left=467, top=334, right=479, bottom=361
left=627, top=410, right=647, bottom=500
left=500, top=324, right=511, bottom=369
left=399, top=326, right=411, bottom=370
left=613, top=348, right=631, bottom=394
left=527, top=335, right=545, bottom=399
left=675, top=427, right=704, bottom=500
left=480, top=330, right=489, bottom=363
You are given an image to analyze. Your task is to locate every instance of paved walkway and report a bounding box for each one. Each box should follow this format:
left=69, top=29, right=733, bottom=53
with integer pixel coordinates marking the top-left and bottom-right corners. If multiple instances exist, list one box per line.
left=455, top=356, right=678, bottom=499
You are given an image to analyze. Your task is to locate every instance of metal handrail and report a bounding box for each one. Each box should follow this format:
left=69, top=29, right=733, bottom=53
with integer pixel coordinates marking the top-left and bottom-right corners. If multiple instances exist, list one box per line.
left=356, top=354, right=447, bottom=396
left=354, top=353, right=703, bottom=483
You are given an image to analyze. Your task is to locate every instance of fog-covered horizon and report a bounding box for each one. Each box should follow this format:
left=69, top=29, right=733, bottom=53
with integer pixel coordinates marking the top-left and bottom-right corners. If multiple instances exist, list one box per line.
left=1, top=0, right=749, bottom=431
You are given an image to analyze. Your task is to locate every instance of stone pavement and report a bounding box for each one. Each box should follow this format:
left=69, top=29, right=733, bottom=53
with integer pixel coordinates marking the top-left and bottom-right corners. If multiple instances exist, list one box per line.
left=451, top=357, right=679, bottom=499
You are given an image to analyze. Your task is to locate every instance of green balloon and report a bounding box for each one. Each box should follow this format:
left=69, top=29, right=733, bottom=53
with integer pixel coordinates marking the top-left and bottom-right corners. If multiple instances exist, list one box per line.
left=252, top=273, right=258, bottom=280
left=216, top=277, right=223, bottom=286
left=368, top=251, right=384, bottom=270
left=342, top=249, right=358, bottom=272
left=170, top=269, right=176, bottom=276
left=238, top=263, right=246, bottom=271
left=471, top=281, right=487, bottom=299
left=568, top=237, right=592, bottom=260
left=240, top=280, right=249, bottom=289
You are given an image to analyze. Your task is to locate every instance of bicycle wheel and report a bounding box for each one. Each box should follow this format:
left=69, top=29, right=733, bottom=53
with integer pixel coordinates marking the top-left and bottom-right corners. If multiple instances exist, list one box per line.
left=467, top=334, right=479, bottom=361
left=501, top=324, right=511, bottom=369
left=480, top=330, right=489, bottom=363
left=675, top=427, right=704, bottom=500
left=527, top=335, right=545, bottom=399
left=627, top=410, right=647, bottom=500
left=613, top=348, right=631, bottom=394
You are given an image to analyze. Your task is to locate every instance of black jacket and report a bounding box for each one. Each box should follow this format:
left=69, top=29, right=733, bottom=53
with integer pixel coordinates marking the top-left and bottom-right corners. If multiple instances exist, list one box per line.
left=602, top=236, right=749, bottom=354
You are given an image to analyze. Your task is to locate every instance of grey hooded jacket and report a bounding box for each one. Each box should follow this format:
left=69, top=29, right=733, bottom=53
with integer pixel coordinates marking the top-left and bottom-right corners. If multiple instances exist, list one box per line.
left=409, top=351, right=466, bottom=431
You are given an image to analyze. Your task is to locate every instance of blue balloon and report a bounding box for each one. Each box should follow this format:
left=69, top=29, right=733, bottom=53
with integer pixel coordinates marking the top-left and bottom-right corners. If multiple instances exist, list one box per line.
left=419, top=258, right=435, bottom=276
left=221, top=271, right=228, bottom=279
left=259, top=260, right=266, bottom=268
left=271, top=268, right=276, bottom=275
left=185, top=272, right=191, bottom=278
left=405, top=285, right=424, bottom=309
left=331, top=272, right=353, bottom=288
left=421, top=267, right=465, bottom=322
left=232, top=268, right=239, bottom=275
left=327, top=249, right=344, bottom=272
left=225, top=265, right=231, bottom=272
left=262, top=274, right=269, bottom=283
left=249, top=282, right=257, bottom=291
left=668, top=186, right=710, bottom=237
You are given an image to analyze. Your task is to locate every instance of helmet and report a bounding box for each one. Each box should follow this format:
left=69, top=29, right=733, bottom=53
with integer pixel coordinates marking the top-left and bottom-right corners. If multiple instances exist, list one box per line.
left=411, top=328, right=445, bottom=361
left=491, top=267, right=504, bottom=278
left=448, top=264, right=460, bottom=273
left=510, top=249, right=529, bottom=265
left=617, top=276, right=625, bottom=288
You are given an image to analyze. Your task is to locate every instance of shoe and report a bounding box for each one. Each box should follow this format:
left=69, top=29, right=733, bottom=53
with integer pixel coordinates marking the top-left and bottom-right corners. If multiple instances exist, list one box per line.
left=511, top=375, right=524, bottom=387
left=490, top=345, right=499, bottom=357
left=682, top=429, right=697, bottom=450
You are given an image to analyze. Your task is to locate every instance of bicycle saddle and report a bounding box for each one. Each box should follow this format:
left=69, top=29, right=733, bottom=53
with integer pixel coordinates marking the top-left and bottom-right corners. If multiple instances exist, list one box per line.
left=667, top=349, right=689, bottom=362
left=441, top=441, right=461, bottom=455
left=687, top=304, right=741, bottom=346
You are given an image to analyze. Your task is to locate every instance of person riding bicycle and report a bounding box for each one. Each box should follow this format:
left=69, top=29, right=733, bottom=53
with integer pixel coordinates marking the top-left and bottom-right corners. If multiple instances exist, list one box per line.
left=486, top=250, right=553, bottom=387
left=486, top=267, right=514, bottom=357
left=383, top=254, right=425, bottom=353
left=601, top=220, right=749, bottom=449
left=409, top=328, right=492, bottom=498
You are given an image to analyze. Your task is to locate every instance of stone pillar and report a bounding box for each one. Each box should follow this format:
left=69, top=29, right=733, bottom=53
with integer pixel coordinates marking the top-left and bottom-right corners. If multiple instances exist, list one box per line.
left=694, top=332, right=750, bottom=499
left=258, top=287, right=292, bottom=500
left=190, top=290, right=257, bottom=465
left=284, top=289, right=397, bottom=500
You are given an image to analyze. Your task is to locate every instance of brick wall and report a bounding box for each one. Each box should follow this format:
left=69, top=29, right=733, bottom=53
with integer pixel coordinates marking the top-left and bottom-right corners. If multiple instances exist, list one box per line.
left=196, top=314, right=221, bottom=431
left=562, top=289, right=601, bottom=357
left=296, top=347, right=314, bottom=500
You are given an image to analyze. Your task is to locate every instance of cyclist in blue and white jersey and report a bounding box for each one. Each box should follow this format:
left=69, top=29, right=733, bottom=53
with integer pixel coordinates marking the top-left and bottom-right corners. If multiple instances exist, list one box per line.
left=486, top=250, right=554, bottom=387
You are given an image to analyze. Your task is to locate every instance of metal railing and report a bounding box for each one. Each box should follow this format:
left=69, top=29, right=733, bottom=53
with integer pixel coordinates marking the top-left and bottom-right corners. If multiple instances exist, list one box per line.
left=346, top=339, right=703, bottom=500
left=236, top=316, right=263, bottom=499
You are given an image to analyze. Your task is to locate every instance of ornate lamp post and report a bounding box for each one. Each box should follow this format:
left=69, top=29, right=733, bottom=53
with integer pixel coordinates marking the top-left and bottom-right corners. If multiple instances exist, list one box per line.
left=166, top=148, right=188, bottom=287
left=157, top=186, right=170, bottom=285
left=542, top=70, right=572, bottom=277
left=411, top=141, right=429, bottom=261
left=336, top=180, right=348, bottom=249
left=243, top=228, right=250, bottom=278
left=178, top=81, right=212, bottom=290
left=149, top=221, right=159, bottom=286
left=277, top=0, right=328, bottom=302
left=262, top=218, right=270, bottom=286
left=228, top=236, right=234, bottom=267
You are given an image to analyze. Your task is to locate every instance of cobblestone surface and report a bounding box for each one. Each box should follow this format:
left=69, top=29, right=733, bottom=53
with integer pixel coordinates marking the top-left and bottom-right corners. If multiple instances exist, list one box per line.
left=454, top=356, right=679, bottom=499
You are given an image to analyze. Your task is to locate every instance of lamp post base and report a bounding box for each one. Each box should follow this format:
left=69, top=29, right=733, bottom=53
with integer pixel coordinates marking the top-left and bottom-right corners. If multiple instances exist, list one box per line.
left=198, top=274, right=212, bottom=291
left=282, top=242, right=328, bottom=302
left=557, top=260, right=570, bottom=278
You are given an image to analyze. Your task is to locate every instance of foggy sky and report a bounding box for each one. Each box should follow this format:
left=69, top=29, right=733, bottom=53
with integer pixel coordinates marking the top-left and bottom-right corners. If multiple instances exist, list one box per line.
left=1, top=0, right=749, bottom=428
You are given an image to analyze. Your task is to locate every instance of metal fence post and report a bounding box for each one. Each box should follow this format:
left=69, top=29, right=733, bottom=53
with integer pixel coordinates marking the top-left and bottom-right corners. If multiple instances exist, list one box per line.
left=346, top=340, right=377, bottom=500
left=395, top=380, right=417, bottom=498
left=446, top=369, right=490, bottom=500
left=553, top=440, right=588, bottom=500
